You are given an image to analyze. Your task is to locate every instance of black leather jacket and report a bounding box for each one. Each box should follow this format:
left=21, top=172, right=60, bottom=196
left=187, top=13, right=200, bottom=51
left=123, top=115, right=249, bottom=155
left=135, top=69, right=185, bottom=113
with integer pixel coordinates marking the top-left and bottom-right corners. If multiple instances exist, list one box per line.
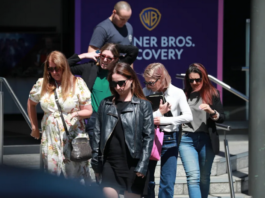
left=91, top=95, right=154, bottom=175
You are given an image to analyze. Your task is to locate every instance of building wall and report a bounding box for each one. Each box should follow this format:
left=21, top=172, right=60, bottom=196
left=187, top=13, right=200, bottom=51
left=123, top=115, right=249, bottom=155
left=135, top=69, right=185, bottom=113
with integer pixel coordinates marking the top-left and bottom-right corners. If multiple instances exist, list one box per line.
left=0, top=0, right=63, bottom=114
left=0, top=0, right=62, bottom=32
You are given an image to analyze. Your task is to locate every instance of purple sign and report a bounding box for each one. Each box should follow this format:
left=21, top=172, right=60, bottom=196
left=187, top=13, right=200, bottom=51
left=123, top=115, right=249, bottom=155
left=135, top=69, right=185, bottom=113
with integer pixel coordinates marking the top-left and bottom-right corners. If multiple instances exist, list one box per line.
left=75, top=0, right=223, bottom=95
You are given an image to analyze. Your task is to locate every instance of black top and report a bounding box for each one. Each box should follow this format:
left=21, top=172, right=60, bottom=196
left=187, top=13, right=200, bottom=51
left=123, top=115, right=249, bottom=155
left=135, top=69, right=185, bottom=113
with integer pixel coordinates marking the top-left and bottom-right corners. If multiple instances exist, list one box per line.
left=104, top=101, right=136, bottom=177
left=184, top=91, right=225, bottom=131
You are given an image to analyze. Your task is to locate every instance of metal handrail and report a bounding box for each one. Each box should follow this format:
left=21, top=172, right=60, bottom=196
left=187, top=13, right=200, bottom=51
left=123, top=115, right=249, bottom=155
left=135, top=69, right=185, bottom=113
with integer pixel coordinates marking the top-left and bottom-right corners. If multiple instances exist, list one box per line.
left=176, top=73, right=249, bottom=102
left=0, top=77, right=43, bottom=169
left=242, top=67, right=249, bottom=71
left=0, top=77, right=31, bottom=128
left=216, top=123, right=231, bottom=131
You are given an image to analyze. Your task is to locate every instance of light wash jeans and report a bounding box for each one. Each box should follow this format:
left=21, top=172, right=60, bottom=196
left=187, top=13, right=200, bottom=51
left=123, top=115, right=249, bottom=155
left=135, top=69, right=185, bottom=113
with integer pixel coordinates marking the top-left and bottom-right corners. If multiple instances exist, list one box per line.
left=179, top=132, right=215, bottom=198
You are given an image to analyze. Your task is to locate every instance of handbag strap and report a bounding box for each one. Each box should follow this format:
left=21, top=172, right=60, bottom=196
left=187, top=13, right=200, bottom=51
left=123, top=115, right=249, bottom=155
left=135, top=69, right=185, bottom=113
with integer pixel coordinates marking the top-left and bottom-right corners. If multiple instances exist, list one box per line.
left=54, top=88, right=69, bottom=136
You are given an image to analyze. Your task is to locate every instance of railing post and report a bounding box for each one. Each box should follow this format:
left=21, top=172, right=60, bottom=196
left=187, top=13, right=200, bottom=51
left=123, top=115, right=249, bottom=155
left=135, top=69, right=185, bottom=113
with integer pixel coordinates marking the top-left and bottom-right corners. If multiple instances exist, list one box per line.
left=223, top=130, right=235, bottom=198
left=0, top=91, right=4, bottom=164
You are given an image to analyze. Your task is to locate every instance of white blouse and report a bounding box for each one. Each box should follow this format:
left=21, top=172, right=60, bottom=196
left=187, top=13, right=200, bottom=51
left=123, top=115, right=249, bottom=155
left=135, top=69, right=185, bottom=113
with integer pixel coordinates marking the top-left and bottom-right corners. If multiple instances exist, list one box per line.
left=143, top=84, right=193, bottom=132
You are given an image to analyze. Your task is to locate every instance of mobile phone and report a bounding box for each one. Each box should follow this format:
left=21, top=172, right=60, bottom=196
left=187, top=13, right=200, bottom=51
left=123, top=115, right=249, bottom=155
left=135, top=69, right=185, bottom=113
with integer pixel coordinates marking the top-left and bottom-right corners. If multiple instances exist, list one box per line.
left=96, top=50, right=100, bottom=63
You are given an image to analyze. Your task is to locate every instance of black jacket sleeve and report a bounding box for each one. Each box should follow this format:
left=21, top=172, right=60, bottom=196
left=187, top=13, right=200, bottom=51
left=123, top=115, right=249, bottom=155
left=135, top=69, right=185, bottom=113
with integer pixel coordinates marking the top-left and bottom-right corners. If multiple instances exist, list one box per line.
left=91, top=100, right=104, bottom=173
left=212, top=94, right=225, bottom=123
left=134, top=100, right=154, bottom=175
left=209, top=90, right=224, bottom=123
left=116, top=44, right=139, bottom=65
left=68, top=54, right=81, bottom=66
left=67, top=54, right=84, bottom=75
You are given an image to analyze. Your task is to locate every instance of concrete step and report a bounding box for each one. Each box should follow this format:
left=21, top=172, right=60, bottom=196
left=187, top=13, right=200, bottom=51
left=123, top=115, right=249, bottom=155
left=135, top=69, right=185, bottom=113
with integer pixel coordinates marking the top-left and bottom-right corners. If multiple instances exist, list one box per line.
left=154, top=151, right=248, bottom=177
left=3, top=154, right=40, bottom=169
left=153, top=167, right=248, bottom=195
left=153, top=135, right=248, bottom=177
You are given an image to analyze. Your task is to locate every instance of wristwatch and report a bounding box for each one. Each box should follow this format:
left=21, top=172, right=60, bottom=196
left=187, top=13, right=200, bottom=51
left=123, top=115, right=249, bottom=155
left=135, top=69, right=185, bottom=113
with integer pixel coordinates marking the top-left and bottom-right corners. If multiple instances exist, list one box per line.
left=210, top=110, right=217, bottom=117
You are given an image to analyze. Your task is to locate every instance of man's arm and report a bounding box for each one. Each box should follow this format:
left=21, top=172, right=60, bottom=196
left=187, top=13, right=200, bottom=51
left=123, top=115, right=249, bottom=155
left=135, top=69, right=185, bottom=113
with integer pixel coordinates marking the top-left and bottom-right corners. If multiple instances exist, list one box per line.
left=88, top=26, right=107, bottom=52
left=88, top=45, right=99, bottom=53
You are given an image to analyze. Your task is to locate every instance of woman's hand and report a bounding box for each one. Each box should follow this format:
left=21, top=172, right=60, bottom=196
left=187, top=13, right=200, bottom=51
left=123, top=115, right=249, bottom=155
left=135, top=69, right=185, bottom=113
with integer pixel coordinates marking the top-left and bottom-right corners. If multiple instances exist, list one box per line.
left=159, top=99, right=171, bottom=115
left=136, top=172, right=145, bottom=178
left=31, top=128, right=40, bottom=140
left=199, top=103, right=215, bottom=114
left=78, top=51, right=99, bottom=61
left=65, top=112, right=78, bottom=125
left=70, top=112, right=79, bottom=120
left=154, top=117, right=161, bottom=125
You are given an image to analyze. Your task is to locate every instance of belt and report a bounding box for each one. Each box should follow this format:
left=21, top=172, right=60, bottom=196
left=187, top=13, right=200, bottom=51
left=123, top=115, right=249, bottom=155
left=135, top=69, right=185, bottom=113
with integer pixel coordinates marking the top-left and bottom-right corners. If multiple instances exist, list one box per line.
left=163, top=131, right=177, bottom=140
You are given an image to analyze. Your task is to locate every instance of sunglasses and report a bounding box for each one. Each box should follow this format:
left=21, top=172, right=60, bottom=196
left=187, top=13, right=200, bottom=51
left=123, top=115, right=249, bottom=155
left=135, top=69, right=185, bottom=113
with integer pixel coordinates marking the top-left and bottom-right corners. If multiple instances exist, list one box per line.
left=144, top=79, right=159, bottom=86
left=110, top=80, right=128, bottom=88
left=47, top=66, right=61, bottom=73
left=100, top=54, right=115, bottom=61
left=189, top=78, right=202, bottom=83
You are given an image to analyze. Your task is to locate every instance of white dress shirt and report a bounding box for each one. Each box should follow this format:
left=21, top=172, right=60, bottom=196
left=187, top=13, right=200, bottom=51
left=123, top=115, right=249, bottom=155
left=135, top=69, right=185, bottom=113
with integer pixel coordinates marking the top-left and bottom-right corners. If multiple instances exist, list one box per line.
left=143, top=84, right=193, bottom=132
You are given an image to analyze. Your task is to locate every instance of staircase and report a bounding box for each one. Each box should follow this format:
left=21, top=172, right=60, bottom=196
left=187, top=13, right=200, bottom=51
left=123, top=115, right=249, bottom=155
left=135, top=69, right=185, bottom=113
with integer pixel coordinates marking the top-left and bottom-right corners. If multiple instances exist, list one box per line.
left=3, top=122, right=251, bottom=198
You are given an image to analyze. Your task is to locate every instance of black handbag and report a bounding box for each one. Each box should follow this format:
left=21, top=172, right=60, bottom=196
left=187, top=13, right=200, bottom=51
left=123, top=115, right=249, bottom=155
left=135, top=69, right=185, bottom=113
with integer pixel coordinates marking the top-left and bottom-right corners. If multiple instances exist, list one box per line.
left=147, top=92, right=183, bottom=149
left=54, top=89, right=92, bottom=162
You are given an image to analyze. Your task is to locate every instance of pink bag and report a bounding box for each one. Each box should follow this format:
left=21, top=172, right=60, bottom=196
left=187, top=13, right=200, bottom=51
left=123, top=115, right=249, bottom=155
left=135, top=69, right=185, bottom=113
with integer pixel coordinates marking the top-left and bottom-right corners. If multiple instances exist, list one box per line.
left=150, top=127, right=164, bottom=161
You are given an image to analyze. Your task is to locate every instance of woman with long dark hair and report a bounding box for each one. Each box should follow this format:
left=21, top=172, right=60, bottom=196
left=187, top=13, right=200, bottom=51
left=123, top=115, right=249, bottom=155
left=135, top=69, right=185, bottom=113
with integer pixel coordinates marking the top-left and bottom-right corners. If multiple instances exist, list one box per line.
left=179, top=63, right=225, bottom=198
left=91, top=62, right=154, bottom=198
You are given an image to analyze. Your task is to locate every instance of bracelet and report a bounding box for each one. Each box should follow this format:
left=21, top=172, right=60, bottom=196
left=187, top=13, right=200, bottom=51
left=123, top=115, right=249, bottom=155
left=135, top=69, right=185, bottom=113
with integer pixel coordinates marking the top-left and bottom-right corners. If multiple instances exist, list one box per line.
left=210, top=110, right=217, bottom=117
left=76, top=111, right=80, bottom=118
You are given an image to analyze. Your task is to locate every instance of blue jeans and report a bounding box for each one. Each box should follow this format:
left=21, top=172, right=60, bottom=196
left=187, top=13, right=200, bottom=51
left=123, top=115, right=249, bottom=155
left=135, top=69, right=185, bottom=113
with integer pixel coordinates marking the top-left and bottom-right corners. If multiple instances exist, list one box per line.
left=85, top=112, right=97, bottom=145
left=147, top=132, right=179, bottom=198
left=179, top=132, right=215, bottom=198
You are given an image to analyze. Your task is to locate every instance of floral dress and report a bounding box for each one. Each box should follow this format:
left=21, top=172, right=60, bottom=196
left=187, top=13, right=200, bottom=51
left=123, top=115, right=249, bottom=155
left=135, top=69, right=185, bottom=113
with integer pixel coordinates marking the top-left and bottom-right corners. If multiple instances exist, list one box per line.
left=29, top=77, right=91, bottom=181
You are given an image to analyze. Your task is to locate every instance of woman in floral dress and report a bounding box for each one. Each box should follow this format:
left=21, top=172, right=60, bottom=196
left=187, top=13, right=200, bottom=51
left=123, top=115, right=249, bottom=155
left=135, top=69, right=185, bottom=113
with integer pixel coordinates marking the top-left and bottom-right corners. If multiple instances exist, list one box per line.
left=27, top=51, right=93, bottom=182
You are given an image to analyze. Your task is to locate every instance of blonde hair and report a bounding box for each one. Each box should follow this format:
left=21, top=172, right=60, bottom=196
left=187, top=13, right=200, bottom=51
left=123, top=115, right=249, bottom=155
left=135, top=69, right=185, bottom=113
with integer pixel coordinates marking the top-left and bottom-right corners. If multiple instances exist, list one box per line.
left=41, top=51, right=76, bottom=101
left=143, top=63, right=171, bottom=89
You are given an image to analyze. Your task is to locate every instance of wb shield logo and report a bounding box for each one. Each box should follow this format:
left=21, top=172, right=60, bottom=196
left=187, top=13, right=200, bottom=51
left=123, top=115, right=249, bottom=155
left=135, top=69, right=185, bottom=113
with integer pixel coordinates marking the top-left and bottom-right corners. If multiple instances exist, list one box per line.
left=140, top=7, right=161, bottom=31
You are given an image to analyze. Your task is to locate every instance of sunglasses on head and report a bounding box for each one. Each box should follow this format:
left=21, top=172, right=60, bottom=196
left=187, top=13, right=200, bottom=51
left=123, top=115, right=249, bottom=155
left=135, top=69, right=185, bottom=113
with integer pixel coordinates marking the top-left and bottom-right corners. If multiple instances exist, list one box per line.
left=47, top=66, right=61, bottom=73
left=144, top=79, right=159, bottom=86
left=189, top=78, right=202, bottom=83
left=110, top=80, right=128, bottom=88
left=100, top=54, right=115, bottom=61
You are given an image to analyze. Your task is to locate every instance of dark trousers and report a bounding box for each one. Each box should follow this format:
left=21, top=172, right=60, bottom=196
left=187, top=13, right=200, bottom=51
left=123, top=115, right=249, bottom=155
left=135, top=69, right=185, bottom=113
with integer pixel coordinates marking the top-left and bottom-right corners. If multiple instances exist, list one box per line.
left=85, top=112, right=97, bottom=145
